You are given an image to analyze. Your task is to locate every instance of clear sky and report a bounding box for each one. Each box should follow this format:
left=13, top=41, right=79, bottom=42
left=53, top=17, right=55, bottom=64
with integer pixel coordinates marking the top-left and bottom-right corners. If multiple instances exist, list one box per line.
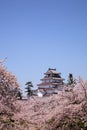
left=0, top=0, right=87, bottom=93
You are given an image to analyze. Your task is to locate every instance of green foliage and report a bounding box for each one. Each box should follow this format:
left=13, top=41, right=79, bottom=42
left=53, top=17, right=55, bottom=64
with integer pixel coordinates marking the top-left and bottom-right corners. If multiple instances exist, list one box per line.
left=47, top=117, right=55, bottom=125
left=58, top=116, right=87, bottom=130
left=67, top=73, right=77, bottom=86
left=25, top=81, right=34, bottom=97
left=67, top=73, right=73, bottom=85
left=16, top=89, right=22, bottom=100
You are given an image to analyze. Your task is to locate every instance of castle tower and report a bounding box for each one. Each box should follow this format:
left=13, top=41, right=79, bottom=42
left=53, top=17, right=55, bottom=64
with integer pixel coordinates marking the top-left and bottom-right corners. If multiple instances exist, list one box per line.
left=37, top=68, right=65, bottom=95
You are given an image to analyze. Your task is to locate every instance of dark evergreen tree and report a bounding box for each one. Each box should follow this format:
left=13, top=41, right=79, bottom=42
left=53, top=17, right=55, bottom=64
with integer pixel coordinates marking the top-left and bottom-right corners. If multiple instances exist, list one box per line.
left=14, top=88, right=22, bottom=100
left=25, top=81, right=33, bottom=97
left=67, top=73, right=77, bottom=87
left=68, top=73, right=74, bottom=85
left=69, top=73, right=73, bottom=85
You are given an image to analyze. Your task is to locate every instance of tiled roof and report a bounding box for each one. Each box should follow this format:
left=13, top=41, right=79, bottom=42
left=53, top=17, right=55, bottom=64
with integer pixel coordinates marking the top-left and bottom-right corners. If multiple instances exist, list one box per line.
left=37, top=82, right=63, bottom=87
left=44, top=68, right=61, bottom=75
left=41, top=77, right=65, bottom=81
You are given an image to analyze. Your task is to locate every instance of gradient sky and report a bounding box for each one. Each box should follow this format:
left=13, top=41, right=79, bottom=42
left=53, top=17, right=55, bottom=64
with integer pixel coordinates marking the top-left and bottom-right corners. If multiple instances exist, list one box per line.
left=0, top=0, right=87, bottom=93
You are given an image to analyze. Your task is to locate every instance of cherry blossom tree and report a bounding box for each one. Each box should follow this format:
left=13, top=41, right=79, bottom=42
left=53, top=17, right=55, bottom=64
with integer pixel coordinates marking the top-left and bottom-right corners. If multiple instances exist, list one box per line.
left=0, top=58, right=21, bottom=100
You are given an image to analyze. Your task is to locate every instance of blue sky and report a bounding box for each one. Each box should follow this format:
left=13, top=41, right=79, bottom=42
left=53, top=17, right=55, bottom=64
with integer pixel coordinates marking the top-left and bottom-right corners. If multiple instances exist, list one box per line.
left=0, top=0, right=87, bottom=93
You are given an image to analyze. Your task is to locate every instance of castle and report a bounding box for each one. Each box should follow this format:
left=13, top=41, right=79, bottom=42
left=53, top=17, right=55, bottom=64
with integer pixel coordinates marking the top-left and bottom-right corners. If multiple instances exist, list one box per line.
left=37, top=68, right=65, bottom=96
